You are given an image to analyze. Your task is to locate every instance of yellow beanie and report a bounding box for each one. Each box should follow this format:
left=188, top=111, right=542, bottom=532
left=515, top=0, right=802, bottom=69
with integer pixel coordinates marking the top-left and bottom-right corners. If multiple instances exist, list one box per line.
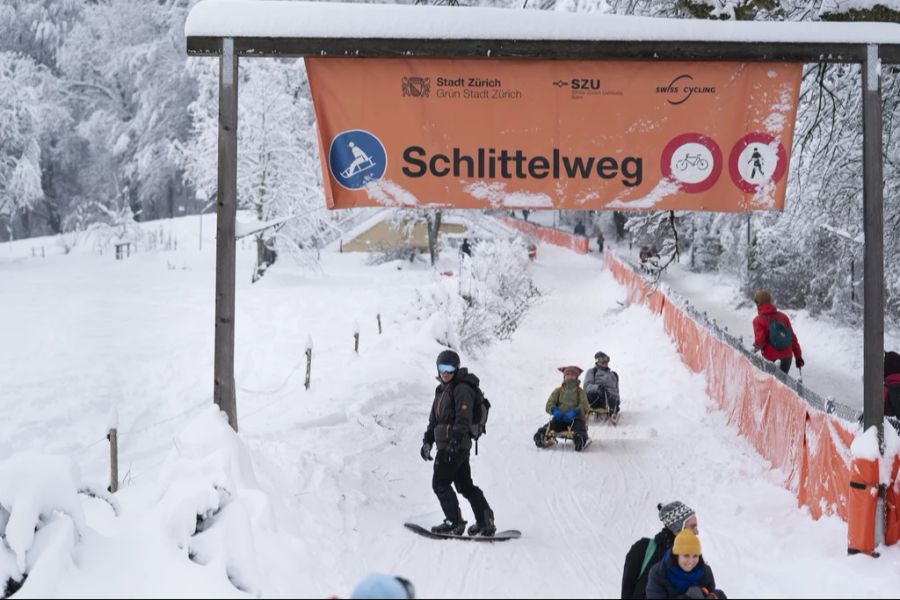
left=673, top=529, right=702, bottom=555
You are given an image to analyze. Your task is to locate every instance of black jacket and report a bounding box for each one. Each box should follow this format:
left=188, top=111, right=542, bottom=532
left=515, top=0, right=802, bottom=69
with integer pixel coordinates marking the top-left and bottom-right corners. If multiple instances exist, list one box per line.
left=622, top=527, right=675, bottom=599
left=423, top=368, right=477, bottom=451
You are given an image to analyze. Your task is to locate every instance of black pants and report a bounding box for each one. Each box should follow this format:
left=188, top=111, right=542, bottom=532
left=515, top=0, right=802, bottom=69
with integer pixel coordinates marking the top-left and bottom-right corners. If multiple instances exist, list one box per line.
left=534, top=419, right=589, bottom=449
left=587, top=391, right=619, bottom=414
left=432, top=449, right=491, bottom=524
left=777, top=356, right=793, bottom=374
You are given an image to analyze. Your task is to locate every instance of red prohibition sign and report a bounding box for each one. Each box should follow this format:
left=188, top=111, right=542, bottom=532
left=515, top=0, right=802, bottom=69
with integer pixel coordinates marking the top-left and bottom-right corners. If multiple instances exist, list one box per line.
left=660, top=133, right=723, bottom=194
left=729, top=133, right=788, bottom=193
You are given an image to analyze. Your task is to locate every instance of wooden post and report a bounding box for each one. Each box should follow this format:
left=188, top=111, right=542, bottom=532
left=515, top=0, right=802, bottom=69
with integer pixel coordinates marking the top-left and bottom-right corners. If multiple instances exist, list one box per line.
left=304, top=347, right=312, bottom=390
left=377, top=313, right=382, bottom=335
left=214, top=37, right=239, bottom=432
left=108, top=428, right=118, bottom=493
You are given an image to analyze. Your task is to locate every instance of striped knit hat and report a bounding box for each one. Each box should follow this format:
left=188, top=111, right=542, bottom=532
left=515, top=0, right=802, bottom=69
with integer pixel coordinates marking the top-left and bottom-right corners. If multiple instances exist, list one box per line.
left=658, top=501, right=696, bottom=534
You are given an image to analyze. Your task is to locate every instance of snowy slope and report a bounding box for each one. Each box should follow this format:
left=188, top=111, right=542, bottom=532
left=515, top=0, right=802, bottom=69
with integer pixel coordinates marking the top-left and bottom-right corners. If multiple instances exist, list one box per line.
left=2, top=214, right=899, bottom=598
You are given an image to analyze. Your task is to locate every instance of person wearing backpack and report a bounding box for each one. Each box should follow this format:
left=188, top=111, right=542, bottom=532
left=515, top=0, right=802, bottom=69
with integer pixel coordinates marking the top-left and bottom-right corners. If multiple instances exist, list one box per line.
left=621, top=501, right=699, bottom=599
left=885, top=351, right=900, bottom=417
left=584, top=351, right=621, bottom=421
left=751, top=290, right=804, bottom=374
left=533, top=366, right=591, bottom=451
left=420, top=349, right=496, bottom=537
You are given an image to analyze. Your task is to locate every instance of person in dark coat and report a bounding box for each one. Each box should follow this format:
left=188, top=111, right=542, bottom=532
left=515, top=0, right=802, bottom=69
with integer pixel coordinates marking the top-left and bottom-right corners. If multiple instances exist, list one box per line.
left=645, top=530, right=725, bottom=599
left=885, top=350, right=900, bottom=417
left=622, top=501, right=698, bottom=599
left=752, top=289, right=804, bottom=374
left=420, top=349, right=495, bottom=536
left=460, top=238, right=472, bottom=257
left=584, top=351, right=620, bottom=419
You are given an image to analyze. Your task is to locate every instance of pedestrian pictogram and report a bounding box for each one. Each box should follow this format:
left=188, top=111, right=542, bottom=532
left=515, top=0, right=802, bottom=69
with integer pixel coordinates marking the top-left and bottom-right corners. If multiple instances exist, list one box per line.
left=729, top=133, right=787, bottom=193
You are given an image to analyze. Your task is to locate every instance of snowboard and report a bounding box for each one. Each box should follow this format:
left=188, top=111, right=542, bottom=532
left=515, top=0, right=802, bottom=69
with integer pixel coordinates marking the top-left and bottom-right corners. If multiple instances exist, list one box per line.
left=404, top=522, right=521, bottom=542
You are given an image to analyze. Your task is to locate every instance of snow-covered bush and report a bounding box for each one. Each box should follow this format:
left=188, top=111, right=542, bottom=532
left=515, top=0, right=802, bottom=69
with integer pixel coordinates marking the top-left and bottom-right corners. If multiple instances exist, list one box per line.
left=419, top=237, right=539, bottom=353
left=0, top=454, right=85, bottom=597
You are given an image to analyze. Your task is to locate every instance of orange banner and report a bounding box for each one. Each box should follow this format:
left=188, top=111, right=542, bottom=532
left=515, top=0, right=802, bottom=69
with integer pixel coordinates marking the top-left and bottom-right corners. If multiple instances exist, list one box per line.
left=306, top=58, right=802, bottom=212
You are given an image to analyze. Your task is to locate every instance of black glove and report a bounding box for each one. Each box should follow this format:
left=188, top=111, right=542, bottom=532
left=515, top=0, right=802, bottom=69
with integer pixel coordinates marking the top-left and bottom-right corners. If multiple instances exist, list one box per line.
left=420, top=442, right=433, bottom=461
left=446, top=434, right=462, bottom=463
left=685, top=586, right=705, bottom=600
left=796, top=356, right=805, bottom=368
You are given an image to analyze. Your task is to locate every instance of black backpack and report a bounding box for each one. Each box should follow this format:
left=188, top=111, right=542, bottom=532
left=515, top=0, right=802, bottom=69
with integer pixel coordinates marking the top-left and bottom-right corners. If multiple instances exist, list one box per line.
left=767, top=314, right=794, bottom=351
left=455, top=372, right=491, bottom=451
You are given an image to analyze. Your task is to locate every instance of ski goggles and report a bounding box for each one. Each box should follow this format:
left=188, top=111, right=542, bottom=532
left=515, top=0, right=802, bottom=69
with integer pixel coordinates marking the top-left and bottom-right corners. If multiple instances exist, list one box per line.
left=395, top=576, right=416, bottom=599
left=437, top=363, right=457, bottom=374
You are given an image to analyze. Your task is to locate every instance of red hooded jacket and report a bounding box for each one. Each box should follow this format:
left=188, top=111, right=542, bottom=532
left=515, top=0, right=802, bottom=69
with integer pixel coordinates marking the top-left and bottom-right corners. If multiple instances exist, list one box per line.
left=753, top=302, right=803, bottom=363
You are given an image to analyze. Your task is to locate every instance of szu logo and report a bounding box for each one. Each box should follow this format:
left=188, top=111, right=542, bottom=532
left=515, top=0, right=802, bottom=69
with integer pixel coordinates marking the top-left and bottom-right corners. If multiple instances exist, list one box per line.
left=328, top=130, right=388, bottom=190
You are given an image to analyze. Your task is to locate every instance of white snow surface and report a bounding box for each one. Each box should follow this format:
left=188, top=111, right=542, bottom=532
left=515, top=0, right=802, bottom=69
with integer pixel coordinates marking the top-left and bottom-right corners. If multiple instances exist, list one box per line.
left=185, top=0, right=900, bottom=45
left=2, top=213, right=900, bottom=598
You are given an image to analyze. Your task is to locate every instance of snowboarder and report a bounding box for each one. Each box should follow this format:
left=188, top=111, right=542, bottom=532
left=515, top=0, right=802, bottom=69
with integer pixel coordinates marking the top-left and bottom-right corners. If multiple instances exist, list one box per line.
left=584, top=351, right=620, bottom=421
left=420, top=349, right=496, bottom=537
left=533, top=366, right=590, bottom=451
left=460, top=238, right=472, bottom=257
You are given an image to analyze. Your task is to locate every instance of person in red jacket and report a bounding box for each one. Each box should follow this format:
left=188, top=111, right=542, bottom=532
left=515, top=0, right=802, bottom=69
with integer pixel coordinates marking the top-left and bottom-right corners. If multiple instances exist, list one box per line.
left=752, top=290, right=804, bottom=374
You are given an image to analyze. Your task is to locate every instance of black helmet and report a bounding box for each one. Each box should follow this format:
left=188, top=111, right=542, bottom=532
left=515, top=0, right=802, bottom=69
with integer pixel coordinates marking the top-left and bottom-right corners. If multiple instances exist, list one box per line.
left=594, top=351, right=610, bottom=362
left=436, top=349, right=460, bottom=371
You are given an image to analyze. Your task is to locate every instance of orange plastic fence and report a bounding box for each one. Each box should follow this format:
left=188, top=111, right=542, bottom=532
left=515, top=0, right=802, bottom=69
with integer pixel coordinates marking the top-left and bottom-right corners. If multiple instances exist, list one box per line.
left=603, top=251, right=855, bottom=521
left=848, top=457, right=879, bottom=554
left=501, top=217, right=589, bottom=254
left=886, top=455, right=900, bottom=546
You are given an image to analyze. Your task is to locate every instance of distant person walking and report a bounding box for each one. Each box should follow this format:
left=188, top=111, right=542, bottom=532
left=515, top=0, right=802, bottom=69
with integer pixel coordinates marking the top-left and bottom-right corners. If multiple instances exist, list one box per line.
left=752, top=290, right=804, bottom=374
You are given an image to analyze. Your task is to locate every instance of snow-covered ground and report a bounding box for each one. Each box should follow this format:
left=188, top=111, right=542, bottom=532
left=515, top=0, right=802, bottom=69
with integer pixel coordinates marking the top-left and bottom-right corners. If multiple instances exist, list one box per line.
left=2, top=213, right=899, bottom=598
left=518, top=210, right=900, bottom=411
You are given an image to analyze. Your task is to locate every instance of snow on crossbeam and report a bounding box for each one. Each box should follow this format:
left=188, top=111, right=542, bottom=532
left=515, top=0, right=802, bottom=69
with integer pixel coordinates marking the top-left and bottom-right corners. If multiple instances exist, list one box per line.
left=185, top=0, right=900, bottom=62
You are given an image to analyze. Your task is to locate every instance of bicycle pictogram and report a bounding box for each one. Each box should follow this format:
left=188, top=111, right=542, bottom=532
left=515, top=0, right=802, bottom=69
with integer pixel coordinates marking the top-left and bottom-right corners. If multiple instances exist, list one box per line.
left=676, top=153, right=709, bottom=172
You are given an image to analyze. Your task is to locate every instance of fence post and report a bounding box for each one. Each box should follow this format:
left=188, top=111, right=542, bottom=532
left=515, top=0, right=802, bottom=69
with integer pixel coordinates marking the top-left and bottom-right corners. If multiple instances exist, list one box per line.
left=354, top=321, right=360, bottom=354
left=107, top=429, right=118, bottom=493
left=304, top=336, right=313, bottom=391
left=377, top=313, right=382, bottom=335
left=107, top=407, right=119, bottom=492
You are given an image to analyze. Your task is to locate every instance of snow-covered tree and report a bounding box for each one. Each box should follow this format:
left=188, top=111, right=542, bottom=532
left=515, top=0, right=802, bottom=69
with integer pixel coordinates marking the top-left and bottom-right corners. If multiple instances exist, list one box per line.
left=182, top=58, right=330, bottom=281
left=0, top=53, right=64, bottom=232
